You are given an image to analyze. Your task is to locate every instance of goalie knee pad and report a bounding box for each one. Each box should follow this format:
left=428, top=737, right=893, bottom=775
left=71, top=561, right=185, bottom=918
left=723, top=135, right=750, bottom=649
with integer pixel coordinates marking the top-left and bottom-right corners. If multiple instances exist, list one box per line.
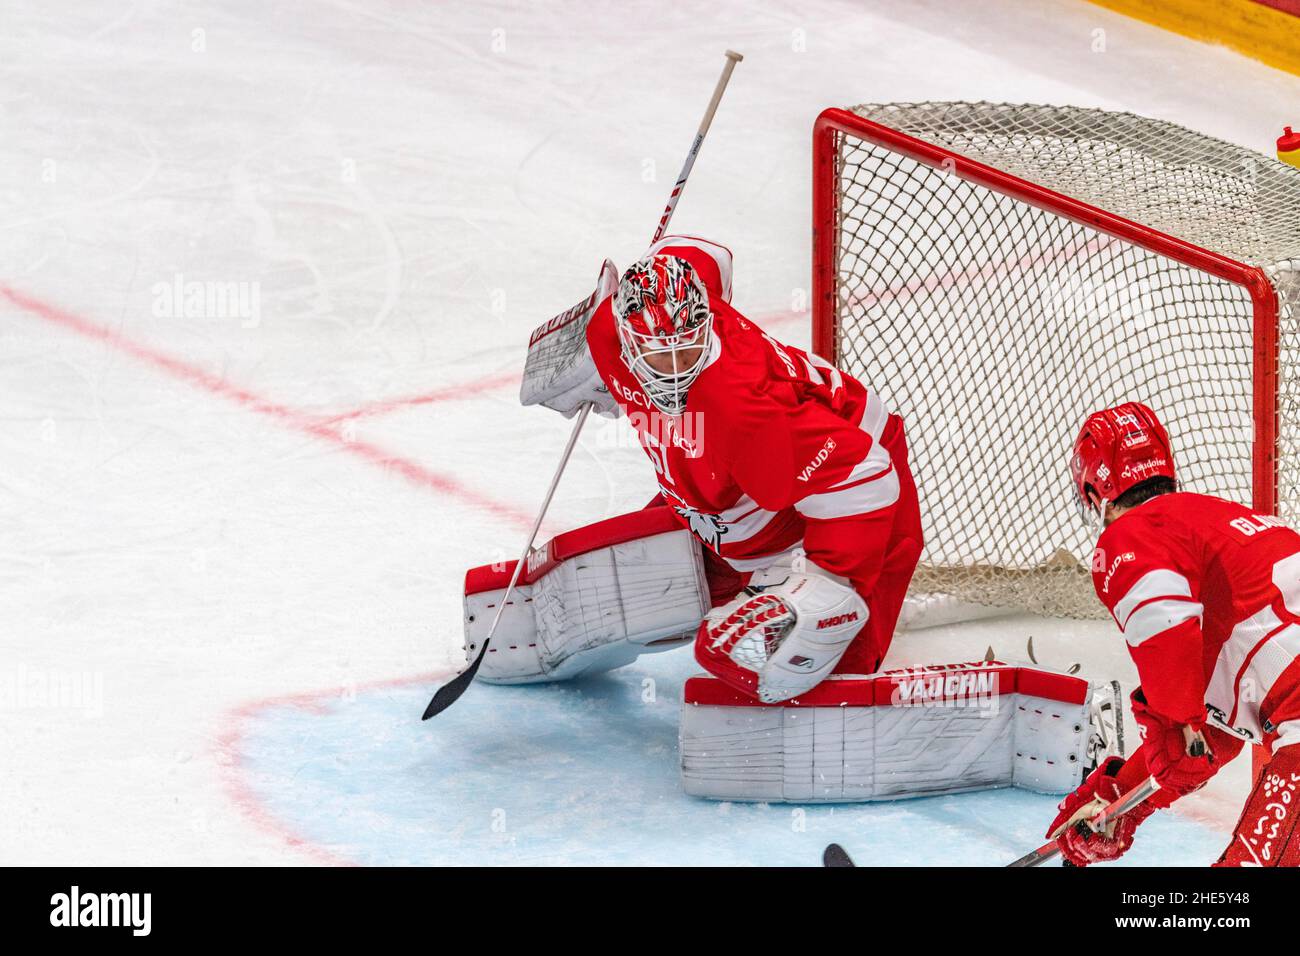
left=463, top=508, right=708, bottom=684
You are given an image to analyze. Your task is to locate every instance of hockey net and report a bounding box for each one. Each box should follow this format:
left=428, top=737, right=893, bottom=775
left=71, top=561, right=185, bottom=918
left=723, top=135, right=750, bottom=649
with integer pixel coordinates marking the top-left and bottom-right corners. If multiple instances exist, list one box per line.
left=813, top=103, right=1300, bottom=619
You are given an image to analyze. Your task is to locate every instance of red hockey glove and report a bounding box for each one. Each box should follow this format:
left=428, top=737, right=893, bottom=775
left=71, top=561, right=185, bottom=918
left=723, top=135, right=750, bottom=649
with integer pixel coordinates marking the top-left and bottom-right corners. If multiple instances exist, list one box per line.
left=1129, top=688, right=1215, bottom=798
left=1047, top=756, right=1155, bottom=867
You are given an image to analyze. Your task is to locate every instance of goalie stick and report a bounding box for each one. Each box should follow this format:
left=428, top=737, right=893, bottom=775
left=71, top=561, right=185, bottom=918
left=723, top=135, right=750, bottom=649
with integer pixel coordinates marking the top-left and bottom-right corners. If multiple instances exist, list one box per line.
left=421, top=49, right=744, bottom=720
left=422, top=402, right=592, bottom=719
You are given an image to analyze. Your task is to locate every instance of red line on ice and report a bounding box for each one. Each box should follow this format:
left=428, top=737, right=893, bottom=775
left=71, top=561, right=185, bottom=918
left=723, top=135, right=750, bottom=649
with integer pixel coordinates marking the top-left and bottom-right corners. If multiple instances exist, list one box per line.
left=214, top=671, right=448, bottom=866
left=320, top=367, right=521, bottom=424
left=0, top=285, right=534, bottom=528
left=317, top=309, right=805, bottom=425
left=2, top=283, right=807, bottom=863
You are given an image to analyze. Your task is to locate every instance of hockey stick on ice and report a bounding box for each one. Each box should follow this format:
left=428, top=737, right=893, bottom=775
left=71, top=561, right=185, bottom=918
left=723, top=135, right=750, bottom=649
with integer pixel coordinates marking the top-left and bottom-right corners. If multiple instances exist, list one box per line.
left=421, top=50, right=743, bottom=720
left=422, top=402, right=592, bottom=719
left=1007, top=777, right=1159, bottom=867
left=1008, top=727, right=1206, bottom=867
left=824, top=735, right=1203, bottom=868
left=821, top=780, right=1156, bottom=868
left=823, top=843, right=855, bottom=867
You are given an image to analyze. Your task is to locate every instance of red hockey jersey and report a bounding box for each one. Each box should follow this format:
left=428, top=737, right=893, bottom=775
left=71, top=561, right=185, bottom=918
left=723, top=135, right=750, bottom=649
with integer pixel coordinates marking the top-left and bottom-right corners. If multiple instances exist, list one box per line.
left=1093, top=492, right=1300, bottom=749
left=584, top=235, right=909, bottom=590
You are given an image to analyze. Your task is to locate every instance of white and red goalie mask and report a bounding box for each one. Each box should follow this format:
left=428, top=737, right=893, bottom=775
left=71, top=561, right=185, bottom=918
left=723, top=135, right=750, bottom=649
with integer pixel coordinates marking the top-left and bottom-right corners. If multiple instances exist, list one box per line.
left=612, top=254, right=713, bottom=415
left=1070, top=401, right=1176, bottom=525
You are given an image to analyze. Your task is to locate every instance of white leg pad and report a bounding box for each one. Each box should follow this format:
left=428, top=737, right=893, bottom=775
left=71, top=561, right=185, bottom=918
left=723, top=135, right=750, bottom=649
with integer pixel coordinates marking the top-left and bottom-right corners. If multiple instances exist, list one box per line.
left=680, top=663, right=1095, bottom=801
left=464, top=511, right=708, bottom=684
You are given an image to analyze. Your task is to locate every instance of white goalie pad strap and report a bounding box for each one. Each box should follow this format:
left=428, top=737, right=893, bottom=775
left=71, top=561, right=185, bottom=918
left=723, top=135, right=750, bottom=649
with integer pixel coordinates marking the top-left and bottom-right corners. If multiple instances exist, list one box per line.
left=464, top=509, right=708, bottom=684
left=519, top=259, right=621, bottom=419
left=680, top=662, right=1094, bottom=802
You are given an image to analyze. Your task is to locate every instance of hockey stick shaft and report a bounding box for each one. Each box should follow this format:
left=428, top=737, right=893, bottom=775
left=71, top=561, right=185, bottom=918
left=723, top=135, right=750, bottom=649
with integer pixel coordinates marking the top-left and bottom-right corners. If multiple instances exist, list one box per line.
left=422, top=403, right=592, bottom=719
left=422, top=51, right=742, bottom=719
left=1007, top=777, right=1160, bottom=867
left=652, top=50, right=743, bottom=244
left=485, top=400, right=592, bottom=642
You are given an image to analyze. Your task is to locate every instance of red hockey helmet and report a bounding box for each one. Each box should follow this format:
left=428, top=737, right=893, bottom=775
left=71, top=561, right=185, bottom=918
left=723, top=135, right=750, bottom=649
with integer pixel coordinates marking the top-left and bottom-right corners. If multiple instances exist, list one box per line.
left=1070, top=402, right=1176, bottom=518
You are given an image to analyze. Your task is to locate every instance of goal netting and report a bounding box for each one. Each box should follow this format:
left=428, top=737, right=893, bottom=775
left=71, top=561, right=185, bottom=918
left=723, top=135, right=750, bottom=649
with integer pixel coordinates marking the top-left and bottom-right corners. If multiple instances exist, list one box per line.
left=813, top=102, right=1300, bottom=619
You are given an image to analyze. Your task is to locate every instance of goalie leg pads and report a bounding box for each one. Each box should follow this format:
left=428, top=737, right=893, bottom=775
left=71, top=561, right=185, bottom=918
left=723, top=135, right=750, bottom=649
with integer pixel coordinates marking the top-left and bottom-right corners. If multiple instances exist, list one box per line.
left=680, top=662, right=1111, bottom=802
left=695, top=562, right=869, bottom=703
left=463, top=508, right=708, bottom=684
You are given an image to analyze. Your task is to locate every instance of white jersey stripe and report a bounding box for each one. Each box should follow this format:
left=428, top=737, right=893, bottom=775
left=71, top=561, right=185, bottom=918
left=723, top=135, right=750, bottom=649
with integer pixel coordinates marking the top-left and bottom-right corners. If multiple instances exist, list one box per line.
left=1112, top=569, right=1195, bottom=629
left=1236, top=624, right=1300, bottom=725
left=1274, top=718, right=1300, bottom=752
left=806, top=351, right=846, bottom=402
left=1206, top=604, right=1281, bottom=740
left=1121, top=598, right=1204, bottom=647
left=1204, top=605, right=1300, bottom=743
left=795, top=465, right=900, bottom=520
left=825, top=436, right=892, bottom=491
left=724, top=544, right=805, bottom=573
left=857, top=386, right=888, bottom=442
left=713, top=494, right=779, bottom=547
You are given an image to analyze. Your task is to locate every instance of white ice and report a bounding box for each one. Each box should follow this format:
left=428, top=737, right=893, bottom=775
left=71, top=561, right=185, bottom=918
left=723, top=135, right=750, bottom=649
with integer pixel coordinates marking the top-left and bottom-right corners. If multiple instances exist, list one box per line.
left=3, top=0, right=1297, bottom=865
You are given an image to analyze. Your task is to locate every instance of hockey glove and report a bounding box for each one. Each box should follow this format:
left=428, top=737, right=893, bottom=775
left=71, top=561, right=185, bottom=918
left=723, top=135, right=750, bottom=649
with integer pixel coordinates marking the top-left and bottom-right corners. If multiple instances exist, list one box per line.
left=1130, top=688, right=1215, bottom=798
left=1047, top=756, right=1156, bottom=867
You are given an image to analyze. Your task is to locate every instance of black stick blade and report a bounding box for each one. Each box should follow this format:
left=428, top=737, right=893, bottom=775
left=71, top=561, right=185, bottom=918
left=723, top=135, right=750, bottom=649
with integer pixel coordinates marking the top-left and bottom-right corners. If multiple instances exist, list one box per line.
left=421, top=641, right=490, bottom=720
left=823, top=843, right=855, bottom=868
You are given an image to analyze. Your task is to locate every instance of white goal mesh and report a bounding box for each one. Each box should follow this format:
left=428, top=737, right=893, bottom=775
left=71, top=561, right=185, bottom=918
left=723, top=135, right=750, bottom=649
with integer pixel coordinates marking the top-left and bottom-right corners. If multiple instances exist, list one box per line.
left=815, top=103, right=1300, bottom=618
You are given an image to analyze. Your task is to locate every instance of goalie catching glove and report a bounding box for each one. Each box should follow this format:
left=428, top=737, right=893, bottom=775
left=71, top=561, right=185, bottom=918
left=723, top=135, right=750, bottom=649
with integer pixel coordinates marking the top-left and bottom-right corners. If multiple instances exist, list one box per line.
left=695, top=560, right=868, bottom=703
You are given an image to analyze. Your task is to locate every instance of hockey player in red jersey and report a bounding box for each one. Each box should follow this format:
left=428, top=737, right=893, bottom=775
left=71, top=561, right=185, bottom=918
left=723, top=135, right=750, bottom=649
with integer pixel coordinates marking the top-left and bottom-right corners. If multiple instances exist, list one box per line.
left=585, top=236, right=924, bottom=702
left=472, top=237, right=920, bottom=699
left=1049, top=401, right=1300, bottom=866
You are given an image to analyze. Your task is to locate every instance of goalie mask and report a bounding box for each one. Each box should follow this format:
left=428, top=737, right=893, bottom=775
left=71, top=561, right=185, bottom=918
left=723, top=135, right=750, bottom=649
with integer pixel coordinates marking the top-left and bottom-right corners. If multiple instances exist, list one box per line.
left=1070, top=401, right=1175, bottom=528
left=613, top=254, right=713, bottom=415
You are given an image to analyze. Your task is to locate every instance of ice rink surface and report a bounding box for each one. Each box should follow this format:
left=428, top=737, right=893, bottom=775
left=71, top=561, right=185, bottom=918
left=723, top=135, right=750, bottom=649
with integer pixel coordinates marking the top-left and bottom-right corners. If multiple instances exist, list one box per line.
left=4, top=0, right=1299, bottom=865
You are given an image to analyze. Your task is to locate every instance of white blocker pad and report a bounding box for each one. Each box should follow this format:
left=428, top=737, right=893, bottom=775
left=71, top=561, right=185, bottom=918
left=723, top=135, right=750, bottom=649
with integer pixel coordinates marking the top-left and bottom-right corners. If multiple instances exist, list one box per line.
left=680, top=662, right=1094, bottom=802
left=464, top=508, right=708, bottom=684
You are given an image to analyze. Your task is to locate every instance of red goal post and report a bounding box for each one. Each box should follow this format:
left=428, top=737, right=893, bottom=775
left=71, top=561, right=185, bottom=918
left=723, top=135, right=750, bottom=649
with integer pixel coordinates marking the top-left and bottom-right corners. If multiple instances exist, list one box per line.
left=811, top=103, right=1299, bottom=620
